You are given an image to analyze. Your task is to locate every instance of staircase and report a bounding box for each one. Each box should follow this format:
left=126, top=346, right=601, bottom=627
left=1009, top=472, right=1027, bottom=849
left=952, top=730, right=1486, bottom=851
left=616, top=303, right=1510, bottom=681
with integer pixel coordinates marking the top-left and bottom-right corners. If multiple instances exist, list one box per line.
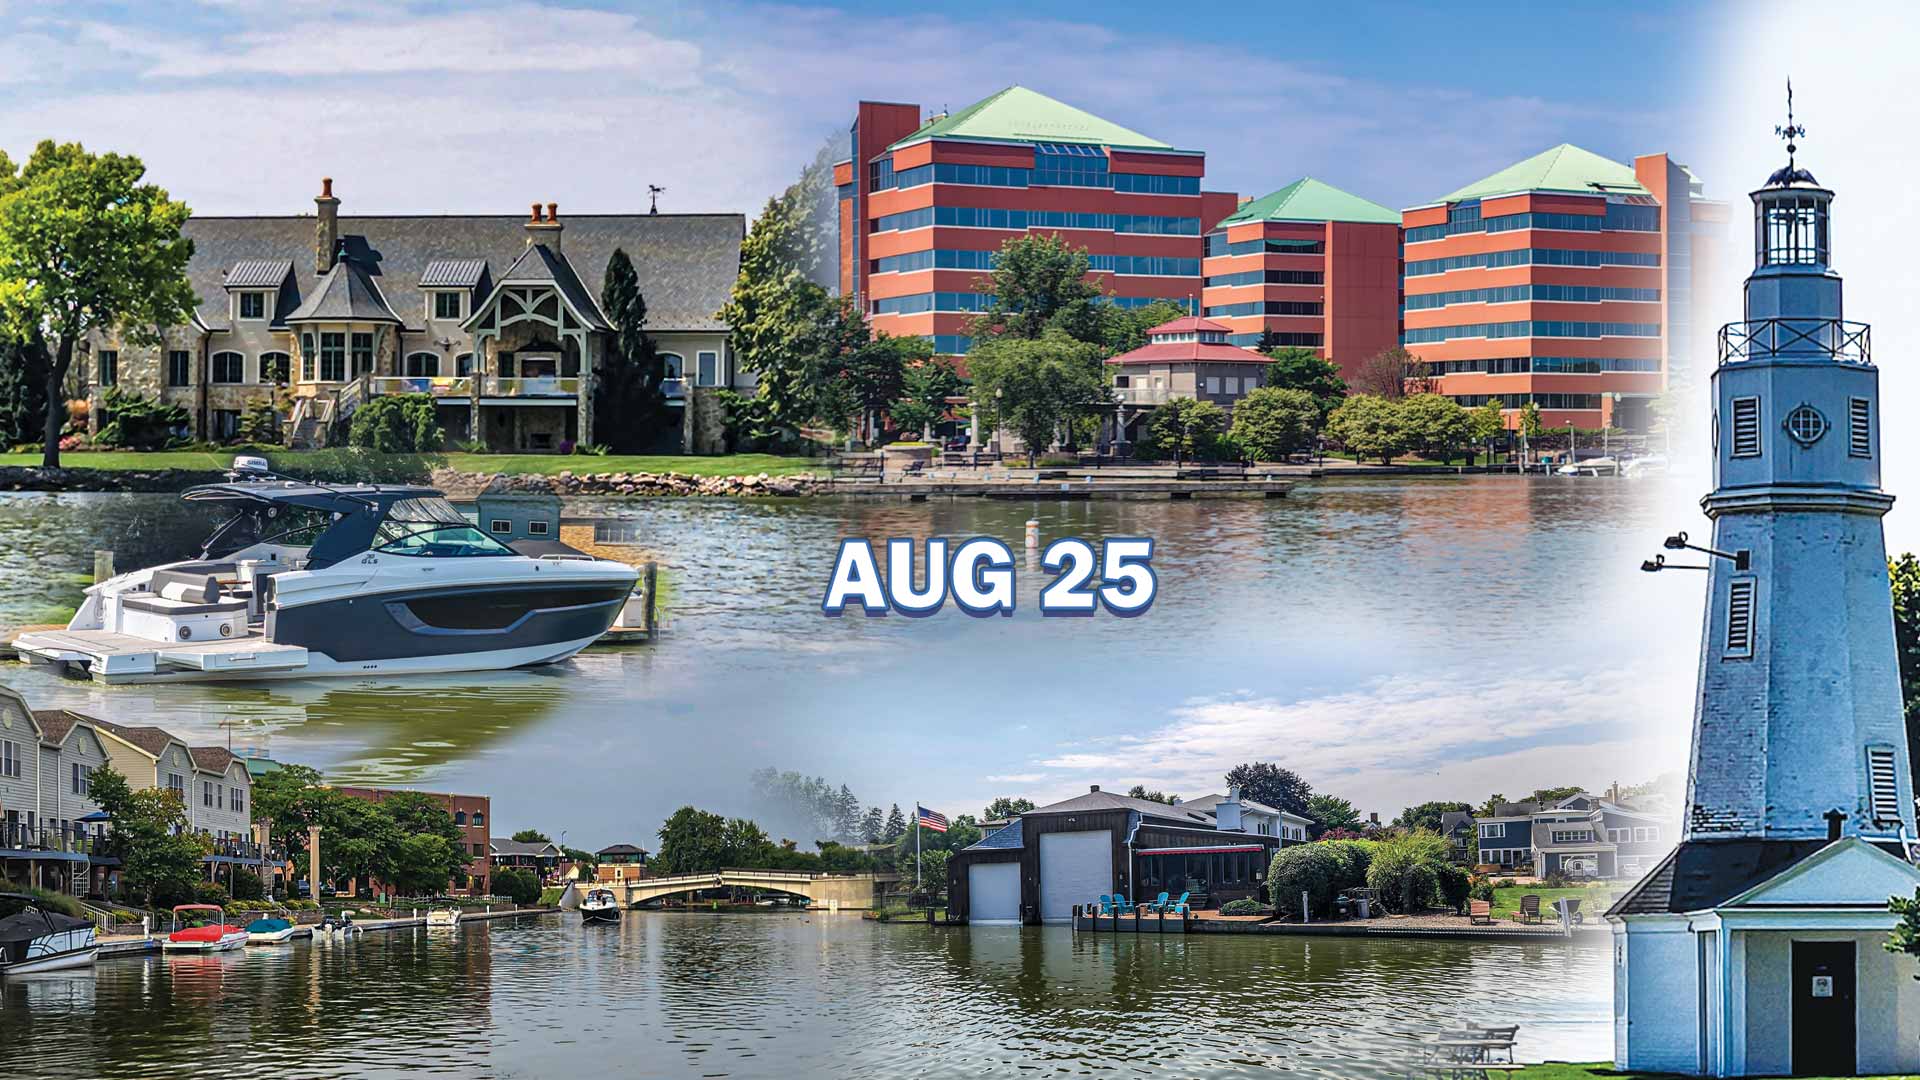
left=286, top=396, right=321, bottom=449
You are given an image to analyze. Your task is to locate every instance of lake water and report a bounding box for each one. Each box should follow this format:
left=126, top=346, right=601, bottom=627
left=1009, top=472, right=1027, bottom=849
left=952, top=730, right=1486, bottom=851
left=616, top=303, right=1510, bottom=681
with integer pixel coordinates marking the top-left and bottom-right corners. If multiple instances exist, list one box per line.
left=0, top=913, right=1611, bottom=1078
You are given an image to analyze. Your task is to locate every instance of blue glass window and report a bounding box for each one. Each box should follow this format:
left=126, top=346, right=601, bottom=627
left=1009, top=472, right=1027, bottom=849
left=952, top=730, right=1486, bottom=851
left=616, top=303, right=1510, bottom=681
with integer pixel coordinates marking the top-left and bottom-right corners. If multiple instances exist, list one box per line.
left=1402, top=320, right=1661, bottom=344
left=1204, top=301, right=1324, bottom=318
left=1033, top=144, right=1110, bottom=188
left=1403, top=284, right=1660, bottom=310
left=1112, top=173, right=1200, bottom=195
left=1204, top=269, right=1324, bottom=287
left=1404, top=248, right=1661, bottom=276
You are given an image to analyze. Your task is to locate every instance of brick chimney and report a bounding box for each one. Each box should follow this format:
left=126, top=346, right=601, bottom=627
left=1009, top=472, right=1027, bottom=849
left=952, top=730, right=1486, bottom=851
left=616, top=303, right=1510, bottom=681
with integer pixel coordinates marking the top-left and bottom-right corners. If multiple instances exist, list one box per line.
left=314, top=177, right=340, bottom=274
left=524, top=200, right=562, bottom=253
left=1089, top=784, right=1100, bottom=793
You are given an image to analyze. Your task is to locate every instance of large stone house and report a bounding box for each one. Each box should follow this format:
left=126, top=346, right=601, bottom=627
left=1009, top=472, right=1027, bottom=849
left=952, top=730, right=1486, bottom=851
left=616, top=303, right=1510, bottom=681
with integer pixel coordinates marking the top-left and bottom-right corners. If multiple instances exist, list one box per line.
left=85, top=179, right=747, bottom=452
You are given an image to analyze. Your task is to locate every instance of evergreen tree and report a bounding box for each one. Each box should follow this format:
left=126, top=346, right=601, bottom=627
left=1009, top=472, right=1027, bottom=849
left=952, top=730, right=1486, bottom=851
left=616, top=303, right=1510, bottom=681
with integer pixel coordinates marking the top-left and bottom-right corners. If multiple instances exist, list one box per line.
left=883, top=804, right=907, bottom=842
left=0, top=332, right=48, bottom=448
left=594, top=248, right=666, bottom=452
left=862, top=805, right=885, bottom=844
left=833, top=785, right=862, bottom=843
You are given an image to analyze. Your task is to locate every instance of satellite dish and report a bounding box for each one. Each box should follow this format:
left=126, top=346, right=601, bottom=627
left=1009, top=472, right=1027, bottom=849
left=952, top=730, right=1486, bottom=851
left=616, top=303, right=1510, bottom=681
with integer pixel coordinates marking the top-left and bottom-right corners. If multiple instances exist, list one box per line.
left=231, top=455, right=272, bottom=475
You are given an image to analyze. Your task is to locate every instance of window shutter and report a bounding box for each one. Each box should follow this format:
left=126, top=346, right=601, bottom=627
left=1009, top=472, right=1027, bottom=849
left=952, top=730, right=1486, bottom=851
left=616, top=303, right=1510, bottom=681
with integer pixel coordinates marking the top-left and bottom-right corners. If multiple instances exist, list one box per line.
left=1867, top=745, right=1900, bottom=823
left=1849, top=397, right=1872, bottom=458
left=1725, top=577, right=1756, bottom=658
left=1730, top=396, right=1761, bottom=458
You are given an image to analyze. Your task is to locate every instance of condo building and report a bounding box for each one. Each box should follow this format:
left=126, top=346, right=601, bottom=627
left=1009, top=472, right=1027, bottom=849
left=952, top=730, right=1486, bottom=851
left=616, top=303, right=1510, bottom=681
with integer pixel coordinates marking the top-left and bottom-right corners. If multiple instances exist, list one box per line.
left=836, top=87, right=1238, bottom=356
left=1200, top=178, right=1402, bottom=366
left=1401, top=145, right=1727, bottom=431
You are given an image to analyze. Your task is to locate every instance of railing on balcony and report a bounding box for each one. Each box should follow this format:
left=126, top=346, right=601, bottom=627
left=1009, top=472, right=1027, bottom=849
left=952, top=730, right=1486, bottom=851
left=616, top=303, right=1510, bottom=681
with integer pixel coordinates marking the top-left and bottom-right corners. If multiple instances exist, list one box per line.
left=0, top=820, right=108, bottom=855
left=369, top=375, right=474, bottom=398
left=1115, top=385, right=1173, bottom=406
left=1718, top=317, right=1871, bottom=366
left=205, top=836, right=281, bottom=863
left=480, top=375, right=582, bottom=398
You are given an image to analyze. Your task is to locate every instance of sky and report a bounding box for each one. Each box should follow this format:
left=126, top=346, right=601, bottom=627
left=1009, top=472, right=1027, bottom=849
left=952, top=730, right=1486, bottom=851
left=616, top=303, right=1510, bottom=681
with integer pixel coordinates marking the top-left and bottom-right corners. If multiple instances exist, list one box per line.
left=0, top=0, right=1719, bottom=219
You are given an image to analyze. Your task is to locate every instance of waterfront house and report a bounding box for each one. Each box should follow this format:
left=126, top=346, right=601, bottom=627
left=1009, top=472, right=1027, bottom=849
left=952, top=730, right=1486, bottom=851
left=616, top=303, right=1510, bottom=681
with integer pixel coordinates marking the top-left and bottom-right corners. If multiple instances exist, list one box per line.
left=1105, top=316, right=1271, bottom=448
left=945, top=785, right=1290, bottom=925
left=334, top=786, right=491, bottom=896
left=594, top=843, right=652, bottom=885
left=83, top=179, right=746, bottom=452
left=1175, top=792, right=1313, bottom=840
left=1470, top=792, right=1673, bottom=879
left=490, top=837, right=563, bottom=881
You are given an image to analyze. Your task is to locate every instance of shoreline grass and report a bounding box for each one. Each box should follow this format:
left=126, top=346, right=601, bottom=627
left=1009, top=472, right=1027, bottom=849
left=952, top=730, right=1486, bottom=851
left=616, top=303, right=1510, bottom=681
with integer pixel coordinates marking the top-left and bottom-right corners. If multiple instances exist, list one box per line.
left=0, top=450, right=824, bottom=479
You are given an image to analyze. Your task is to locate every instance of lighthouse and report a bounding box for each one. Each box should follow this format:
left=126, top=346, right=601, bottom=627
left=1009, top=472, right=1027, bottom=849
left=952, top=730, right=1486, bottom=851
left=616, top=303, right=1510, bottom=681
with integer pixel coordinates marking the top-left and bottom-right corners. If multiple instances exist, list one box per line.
left=1608, top=88, right=1920, bottom=1077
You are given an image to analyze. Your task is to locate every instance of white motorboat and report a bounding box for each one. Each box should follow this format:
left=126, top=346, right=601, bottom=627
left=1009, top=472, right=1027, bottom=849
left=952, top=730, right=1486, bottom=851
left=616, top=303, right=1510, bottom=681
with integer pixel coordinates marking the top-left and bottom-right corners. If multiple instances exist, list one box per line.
left=0, top=893, right=98, bottom=975
left=163, top=904, right=248, bottom=952
left=426, top=908, right=460, bottom=930
left=580, top=888, right=621, bottom=924
left=244, top=915, right=298, bottom=944
left=13, top=459, right=638, bottom=684
left=314, top=910, right=365, bottom=941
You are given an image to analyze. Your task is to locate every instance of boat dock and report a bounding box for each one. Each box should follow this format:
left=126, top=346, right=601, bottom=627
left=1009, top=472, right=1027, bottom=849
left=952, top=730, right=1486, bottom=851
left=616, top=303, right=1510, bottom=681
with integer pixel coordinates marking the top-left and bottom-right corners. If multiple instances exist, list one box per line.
left=824, top=475, right=1296, bottom=501
left=92, top=905, right=559, bottom=958
left=1072, top=909, right=1605, bottom=942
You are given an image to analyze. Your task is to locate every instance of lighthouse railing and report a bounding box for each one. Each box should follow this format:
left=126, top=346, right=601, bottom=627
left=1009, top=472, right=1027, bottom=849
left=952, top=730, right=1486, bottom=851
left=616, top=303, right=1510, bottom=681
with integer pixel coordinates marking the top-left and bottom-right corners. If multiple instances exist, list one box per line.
left=1718, top=317, right=1871, bottom=367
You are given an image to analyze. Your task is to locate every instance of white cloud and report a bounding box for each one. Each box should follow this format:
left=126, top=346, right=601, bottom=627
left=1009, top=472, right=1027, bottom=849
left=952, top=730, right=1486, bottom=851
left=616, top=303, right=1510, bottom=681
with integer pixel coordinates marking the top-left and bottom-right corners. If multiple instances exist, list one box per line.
left=982, top=773, right=1045, bottom=785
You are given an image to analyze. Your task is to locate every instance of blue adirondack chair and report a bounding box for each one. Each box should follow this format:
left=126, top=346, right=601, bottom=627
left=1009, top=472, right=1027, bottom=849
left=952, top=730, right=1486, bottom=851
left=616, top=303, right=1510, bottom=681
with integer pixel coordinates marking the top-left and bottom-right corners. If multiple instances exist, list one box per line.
left=1104, top=894, right=1136, bottom=916
left=1164, top=891, right=1192, bottom=916
left=1142, top=891, right=1171, bottom=913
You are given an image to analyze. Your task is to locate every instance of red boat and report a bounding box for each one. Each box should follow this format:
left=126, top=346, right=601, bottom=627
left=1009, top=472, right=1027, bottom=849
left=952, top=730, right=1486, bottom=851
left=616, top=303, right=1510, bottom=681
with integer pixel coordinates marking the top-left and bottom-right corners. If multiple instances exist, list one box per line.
left=163, top=904, right=248, bottom=952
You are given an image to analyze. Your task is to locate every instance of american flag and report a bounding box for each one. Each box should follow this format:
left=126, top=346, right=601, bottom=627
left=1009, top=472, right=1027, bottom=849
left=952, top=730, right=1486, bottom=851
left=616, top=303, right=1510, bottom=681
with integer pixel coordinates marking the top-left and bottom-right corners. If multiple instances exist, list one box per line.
left=916, top=805, right=949, bottom=833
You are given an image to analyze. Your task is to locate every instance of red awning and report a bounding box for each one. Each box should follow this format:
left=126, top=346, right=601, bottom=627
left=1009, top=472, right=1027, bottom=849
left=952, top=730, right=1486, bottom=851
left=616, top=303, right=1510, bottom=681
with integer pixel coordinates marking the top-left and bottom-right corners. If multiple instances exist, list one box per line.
left=1135, top=844, right=1267, bottom=856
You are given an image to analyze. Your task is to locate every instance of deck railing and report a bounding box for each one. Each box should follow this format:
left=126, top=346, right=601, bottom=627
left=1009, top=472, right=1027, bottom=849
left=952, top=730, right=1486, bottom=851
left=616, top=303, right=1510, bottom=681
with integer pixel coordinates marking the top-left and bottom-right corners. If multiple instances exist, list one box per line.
left=1718, top=317, right=1871, bottom=366
left=480, top=375, right=582, bottom=398
left=370, top=375, right=474, bottom=398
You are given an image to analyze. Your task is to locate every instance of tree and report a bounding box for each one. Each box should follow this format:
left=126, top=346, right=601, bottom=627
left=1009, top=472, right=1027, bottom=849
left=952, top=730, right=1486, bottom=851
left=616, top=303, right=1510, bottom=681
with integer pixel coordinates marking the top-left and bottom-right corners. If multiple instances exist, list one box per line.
left=594, top=247, right=667, bottom=452
left=820, top=332, right=924, bottom=444
left=511, top=829, right=552, bottom=844
left=0, top=141, right=197, bottom=467
left=883, top=804, right=907, bottom=842
left=1223, top=762, right=1313, bottom=818
left=1476, top=794, right=1508, bottom=817
left=654, top=806, right=731, bottom=876
left=1524, top=786, right=1584, bottom=807
left=965, top=331, right=1110, bottom=465
left=0, top=332, right=48, bottom=448
left=1467, top=398, right=1507, bottom=462
left=1890, top=887, right=1920, bottom=977
left=890, top=356, right=965, bottom=440
left=1366, top=829, right=1450, bottom=913
left=1229, top=386, right=1318, bottom=462
left=89, top=764, right=208, bottom=907
left=719, top=182, right=845, bottom=448
left=390, top=833, right=464, bottom=897
left=1267, top=843, right=1345, bottom=918
left=1518, top=400, right=1545, bottom=439
left=237, top=401, right=281, bottom=446
left=1892, top=554, right=1920, bottom=786
left=1346, top=347, right=1424, bottom=400
left=861, top=805, right=885, bottom=844
left=1304, top=794, right=1361, bottom=832
left=1261, top=347, right=1346, bottom=420
left=1047, top=297, right=1190, bottom=354
left=1142, top=397, right=1228, bottom=465
left=1126, top=785, right=1175, bottom=804
left=832, top=785, right=863, bottom=845
left=493, top=867, right=542, bottom=905
left=982, top=797, right=1033, bottom=821
left=970, top=234, right=1102, bottom=340
left=1325, top=393, right=1407, bottom=465
left=348, top=393, right=441, bottom=453
left=1394, top=801, right=1471, bottom=833
left=1399, top=393, right=1472, bottom=464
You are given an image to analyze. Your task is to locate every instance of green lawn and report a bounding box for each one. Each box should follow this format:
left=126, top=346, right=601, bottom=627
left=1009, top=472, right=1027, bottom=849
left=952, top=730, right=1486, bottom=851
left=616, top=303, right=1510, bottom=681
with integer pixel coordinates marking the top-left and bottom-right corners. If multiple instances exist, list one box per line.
left=1516, top=1065, right=1917, bottom=1079
left=1490, top=885, right=1619, bottom=921
left=0, top=449, right=823, bottom=479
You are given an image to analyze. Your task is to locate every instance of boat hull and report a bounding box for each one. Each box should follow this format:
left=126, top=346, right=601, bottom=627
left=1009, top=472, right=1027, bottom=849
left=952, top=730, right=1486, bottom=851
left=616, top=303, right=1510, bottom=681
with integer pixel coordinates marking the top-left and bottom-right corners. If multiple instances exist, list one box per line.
left=163, top=932, right=248, bottom=952
left=268, top=580, right=633, bottom=665
left=580, top=906, right=621, bottom=924
left=2, top=945, right=98, bottom=975
left=247, top=927, right=299, bottom=944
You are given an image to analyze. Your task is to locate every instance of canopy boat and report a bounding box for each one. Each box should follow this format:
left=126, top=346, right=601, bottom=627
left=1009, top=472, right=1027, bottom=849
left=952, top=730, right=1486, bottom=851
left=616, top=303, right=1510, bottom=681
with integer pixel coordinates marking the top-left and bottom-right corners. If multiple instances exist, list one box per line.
left=164, top=904, right=247, bottom=952
left=580, top=888, right=621, bottom=924
left=244, top=915, right=298, bottom=944
left=14, top=459, right=639, bottom=684
left=0, top=893, right=98, bottom=975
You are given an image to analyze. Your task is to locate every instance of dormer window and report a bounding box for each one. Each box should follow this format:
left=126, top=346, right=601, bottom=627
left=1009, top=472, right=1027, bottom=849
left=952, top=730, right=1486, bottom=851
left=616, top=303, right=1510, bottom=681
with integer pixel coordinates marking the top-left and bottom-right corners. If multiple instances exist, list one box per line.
left=432, top=291, right=465, bottom=321
left=239, top=292, right=267, bottom=321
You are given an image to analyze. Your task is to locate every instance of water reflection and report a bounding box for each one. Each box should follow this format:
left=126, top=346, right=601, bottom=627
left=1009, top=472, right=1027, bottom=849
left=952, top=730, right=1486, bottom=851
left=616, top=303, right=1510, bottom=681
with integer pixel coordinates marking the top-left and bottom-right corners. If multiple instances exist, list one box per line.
left=0, top=915, right=1610, bottom=1078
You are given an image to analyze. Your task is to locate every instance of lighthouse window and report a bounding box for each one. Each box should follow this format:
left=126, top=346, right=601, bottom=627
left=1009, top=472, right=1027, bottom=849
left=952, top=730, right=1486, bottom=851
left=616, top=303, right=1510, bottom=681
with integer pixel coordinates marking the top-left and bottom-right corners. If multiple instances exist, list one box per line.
left=1849, top=397, right=1872, bottom=458
left=1783, top=405, right=1826, bottom=447
left=1724, top=577, right=1756, bottom=659
left=1730, top=396, right=1762, bottom=458
left=1867, top=745, right=1900, bottom=823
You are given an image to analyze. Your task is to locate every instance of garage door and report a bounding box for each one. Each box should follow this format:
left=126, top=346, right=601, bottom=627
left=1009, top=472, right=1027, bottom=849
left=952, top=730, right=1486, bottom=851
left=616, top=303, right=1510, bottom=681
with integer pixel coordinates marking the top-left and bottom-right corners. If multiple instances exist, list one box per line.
left=968, top=862, right=1021, bottom=925
left=1038, top=830, right=1113, bottom=923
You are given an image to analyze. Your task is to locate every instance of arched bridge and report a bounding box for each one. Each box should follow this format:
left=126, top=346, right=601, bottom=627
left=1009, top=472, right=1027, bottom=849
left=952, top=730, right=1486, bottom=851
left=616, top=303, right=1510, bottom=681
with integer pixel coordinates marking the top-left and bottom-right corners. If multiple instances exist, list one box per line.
left=606, top=868, right=901, bottom=910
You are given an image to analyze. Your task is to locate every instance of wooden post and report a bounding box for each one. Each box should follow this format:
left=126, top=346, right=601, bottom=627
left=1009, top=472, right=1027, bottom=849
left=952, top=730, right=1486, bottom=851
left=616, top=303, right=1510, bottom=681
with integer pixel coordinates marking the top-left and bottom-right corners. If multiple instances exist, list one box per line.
left=93, top=550, right=115, bottom=584
left=308, top=825, right=322, bottom=903
left=642, top=562, right=658, bottom=634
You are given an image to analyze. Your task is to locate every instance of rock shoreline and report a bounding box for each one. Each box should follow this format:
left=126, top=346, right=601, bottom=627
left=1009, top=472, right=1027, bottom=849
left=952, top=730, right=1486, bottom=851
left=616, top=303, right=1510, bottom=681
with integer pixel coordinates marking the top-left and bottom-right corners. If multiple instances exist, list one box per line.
left=0, top=464, right=826, bottom=497
left=0, top=466, right=228, bottom=492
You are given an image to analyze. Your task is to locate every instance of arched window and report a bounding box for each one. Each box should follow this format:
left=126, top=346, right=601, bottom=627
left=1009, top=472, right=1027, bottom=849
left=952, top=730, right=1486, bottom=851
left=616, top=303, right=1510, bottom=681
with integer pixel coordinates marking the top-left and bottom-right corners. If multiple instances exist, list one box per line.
left=211, top=351, right=245, bottom=384
left=259, top=351, right=290, bottom=385
left=405, top=351, right=441, bottom=377
left=453, top=811, right=467, bottom=825
left=471, top=812, right=484, bottom=828
left=660, top=353, right=685, bottom=380
left=455, top=353, right=475, bottom=377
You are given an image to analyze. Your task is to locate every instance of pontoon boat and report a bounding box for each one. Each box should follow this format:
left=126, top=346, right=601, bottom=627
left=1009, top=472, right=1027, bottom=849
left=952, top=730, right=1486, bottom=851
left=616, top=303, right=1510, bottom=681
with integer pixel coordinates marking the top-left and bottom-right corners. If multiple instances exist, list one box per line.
left=0, top=893, right=98, bottom=975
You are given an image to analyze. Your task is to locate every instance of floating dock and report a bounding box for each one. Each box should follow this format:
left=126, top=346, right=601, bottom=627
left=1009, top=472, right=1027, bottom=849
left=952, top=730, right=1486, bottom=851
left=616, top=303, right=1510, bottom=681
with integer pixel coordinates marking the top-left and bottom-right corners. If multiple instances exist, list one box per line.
left=824, top=477, right=1296, bottom=501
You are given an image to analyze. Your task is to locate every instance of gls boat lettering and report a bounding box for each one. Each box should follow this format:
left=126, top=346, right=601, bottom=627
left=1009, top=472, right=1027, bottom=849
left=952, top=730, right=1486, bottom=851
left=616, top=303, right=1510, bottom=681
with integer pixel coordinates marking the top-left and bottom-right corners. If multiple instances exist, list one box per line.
left=820, top=537, right=1156, bottom=618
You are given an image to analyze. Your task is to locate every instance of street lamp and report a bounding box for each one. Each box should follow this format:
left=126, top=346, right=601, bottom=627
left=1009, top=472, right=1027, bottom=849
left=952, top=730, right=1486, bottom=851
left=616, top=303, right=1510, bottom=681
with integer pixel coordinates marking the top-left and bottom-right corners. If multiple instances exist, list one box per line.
left=1640, top=530, right=1751, bottom=573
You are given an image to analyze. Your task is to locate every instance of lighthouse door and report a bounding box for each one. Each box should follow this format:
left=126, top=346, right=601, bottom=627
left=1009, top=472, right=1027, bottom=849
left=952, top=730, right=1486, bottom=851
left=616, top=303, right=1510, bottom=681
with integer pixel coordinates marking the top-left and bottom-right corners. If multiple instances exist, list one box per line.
left=1790, top=940, right=1856, bottom=1076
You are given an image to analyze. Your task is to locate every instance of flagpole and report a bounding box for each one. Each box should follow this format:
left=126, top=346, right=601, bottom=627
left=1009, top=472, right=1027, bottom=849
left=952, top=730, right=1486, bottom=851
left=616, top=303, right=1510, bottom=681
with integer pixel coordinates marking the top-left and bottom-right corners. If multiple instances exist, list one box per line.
left=915, top=806, right=922, bottom=891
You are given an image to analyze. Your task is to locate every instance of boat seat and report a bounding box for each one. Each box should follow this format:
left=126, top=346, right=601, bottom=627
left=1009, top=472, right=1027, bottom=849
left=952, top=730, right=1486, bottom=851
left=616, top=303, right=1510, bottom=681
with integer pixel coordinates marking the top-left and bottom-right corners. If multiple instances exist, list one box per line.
left=123, top=571, right=247, bottom=616
left=120, top=595, right=249, bottom=617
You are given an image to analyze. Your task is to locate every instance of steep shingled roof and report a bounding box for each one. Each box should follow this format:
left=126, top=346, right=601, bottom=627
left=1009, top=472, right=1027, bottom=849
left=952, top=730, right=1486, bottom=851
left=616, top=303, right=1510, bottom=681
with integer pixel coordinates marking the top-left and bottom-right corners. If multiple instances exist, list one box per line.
left=889, top=86, right=1173, bottom=152
left=287, top=256, right=401, bottom=324
left=1434, top=143, right=1649, bottom=204
left=1218, top=177, right=1400, bottom=227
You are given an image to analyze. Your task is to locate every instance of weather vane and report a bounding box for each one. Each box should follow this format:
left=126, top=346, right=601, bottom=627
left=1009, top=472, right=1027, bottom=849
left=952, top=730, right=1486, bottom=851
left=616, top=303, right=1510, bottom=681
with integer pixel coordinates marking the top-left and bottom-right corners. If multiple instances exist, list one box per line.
left=648, top=185, right=666, bottom=215
left=1775, top=78, right=1806, bottom=168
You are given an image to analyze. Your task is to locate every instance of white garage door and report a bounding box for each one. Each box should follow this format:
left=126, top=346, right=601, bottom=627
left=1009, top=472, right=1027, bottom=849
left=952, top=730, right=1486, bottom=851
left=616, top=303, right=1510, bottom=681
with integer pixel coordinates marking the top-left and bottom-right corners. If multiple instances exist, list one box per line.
left=1038, top=830, right=1113, bottom=923
left=968, top=862, right=1021, bottom=925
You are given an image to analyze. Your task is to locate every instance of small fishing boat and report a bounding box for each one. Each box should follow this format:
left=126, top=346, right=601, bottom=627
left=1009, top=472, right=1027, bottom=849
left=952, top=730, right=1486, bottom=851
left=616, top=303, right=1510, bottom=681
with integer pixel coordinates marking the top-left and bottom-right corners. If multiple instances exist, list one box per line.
left=163, top=904, right=247, bottom=952
left=0, top=893, right=98, bottom=975
left=425, top=908, right=460, bottom=930
left=244, top=914, right=298, bottom=944
left=314, top=910, right=364, bottom=941
left=580, top=888, right=621, bottom=925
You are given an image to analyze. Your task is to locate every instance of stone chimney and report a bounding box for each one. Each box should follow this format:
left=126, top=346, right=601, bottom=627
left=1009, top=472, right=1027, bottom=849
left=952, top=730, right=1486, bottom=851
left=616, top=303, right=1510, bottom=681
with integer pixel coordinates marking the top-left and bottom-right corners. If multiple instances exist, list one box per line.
left=525, top=200, right=563, bottom=252
left=314, top=177, right=340, bottom=274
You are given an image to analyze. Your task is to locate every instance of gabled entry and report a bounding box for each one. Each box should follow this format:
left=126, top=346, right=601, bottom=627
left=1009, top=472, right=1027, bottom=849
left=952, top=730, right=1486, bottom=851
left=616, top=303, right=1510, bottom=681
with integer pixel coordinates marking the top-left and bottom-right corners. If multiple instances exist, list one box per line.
left=1791, top=940, right=1855, bottom=1076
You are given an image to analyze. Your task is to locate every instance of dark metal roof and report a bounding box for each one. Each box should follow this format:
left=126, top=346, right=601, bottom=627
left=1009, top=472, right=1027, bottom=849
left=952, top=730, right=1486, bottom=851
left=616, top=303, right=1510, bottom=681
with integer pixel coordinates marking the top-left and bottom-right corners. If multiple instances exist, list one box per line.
left=418, top=258, right=489, bottom=288
left=1027, top=789, right=1217, bottom=827
left=966, top=819, right=1024, bottom=851
left=180, top=213, right=743, bottom=333
left=286, top=257, right=401, bottom=324
left=224, top=258, right=293, bottom=289
left=1608, top=839, right=1837, bottom=916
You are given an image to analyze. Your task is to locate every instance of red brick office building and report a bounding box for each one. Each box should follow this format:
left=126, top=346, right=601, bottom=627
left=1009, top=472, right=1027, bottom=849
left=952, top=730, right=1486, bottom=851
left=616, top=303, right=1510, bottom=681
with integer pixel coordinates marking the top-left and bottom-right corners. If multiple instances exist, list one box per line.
left=333, top=786, right=491, bottom=896
left=836, top=86, right=1238, bottom=356
left=1400, top=144, right=1727, bottom=431
left=1199, top=177, right=1402, bottom=376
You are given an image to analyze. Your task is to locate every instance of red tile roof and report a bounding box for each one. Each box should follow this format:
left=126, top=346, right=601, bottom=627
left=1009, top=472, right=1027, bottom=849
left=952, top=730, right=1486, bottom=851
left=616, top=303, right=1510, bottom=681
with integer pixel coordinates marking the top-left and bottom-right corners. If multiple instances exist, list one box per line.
left=1107, top=341, right=1269, bottom=365
left=1145, top=316, right=1231, bottom=335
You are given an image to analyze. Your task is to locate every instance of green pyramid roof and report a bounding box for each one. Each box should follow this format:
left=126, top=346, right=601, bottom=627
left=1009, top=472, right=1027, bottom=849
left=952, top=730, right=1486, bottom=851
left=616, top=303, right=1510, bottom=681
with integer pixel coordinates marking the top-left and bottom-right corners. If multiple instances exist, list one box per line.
left=1435, top=143, right=1649, bottom=204
left=1217, top=177, right=1399, bottom=227
left=888, top=86, right=1174, bottom=152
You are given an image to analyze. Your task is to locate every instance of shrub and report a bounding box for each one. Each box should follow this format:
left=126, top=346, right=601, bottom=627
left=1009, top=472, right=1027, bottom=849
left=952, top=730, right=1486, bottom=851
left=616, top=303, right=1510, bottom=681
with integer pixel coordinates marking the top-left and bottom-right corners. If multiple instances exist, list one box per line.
left=96, top=388, right=190, bottom=450
left=1542, top=870, right=1572, bottom=889
left=237, top=402, right=282, bottom=446
left=348, top=393, right=443, bottom=453
left=1322, top=839, right=1378, bottom=892
left=1468, top=878, right=1496, bottom=904
left=1365, top=830, right=1450, bottom=914
left=1434, top=862, right=1472, bottom=914
left=1267, top=844, right=1344, bottom=917
left=1219, top=898, right=1269, bottom=916
left=193, top=881, right=230, bottom=907
left=493, top=867, right=542, bottom=906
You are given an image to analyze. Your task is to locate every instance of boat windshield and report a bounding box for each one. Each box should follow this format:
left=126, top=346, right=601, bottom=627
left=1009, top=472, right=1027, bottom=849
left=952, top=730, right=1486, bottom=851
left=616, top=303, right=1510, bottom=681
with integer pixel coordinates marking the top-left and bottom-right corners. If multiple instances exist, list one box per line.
left=202, top=503, right=338, bottom=558
left=372, top=497, right=516, bottom=558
